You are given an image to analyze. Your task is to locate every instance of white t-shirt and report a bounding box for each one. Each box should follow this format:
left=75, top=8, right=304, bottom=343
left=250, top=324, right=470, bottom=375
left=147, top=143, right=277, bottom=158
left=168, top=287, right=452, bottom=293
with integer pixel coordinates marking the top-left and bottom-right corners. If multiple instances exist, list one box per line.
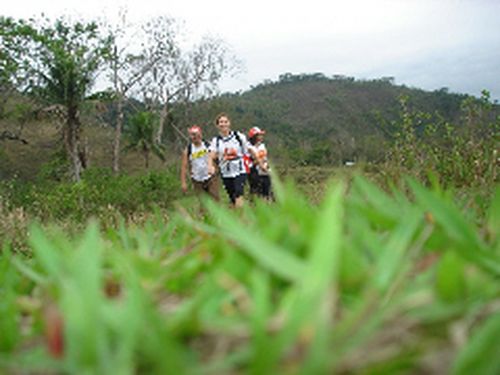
left=188, top=142, right=211, bottom=182
left=211, top=131, right=248, bottom=178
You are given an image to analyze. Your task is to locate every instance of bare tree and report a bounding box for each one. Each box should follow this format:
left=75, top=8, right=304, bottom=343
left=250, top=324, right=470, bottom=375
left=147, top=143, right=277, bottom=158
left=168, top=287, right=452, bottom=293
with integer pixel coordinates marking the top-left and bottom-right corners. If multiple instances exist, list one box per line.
left=106, top=9, right=163, bottom=173
left=135, top=16, right=242, bottom=146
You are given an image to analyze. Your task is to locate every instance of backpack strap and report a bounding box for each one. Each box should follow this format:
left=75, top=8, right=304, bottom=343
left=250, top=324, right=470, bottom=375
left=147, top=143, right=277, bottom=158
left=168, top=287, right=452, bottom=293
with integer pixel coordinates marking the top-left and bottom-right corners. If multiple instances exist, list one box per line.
left=214, top=132, right=244, bottom=161
left=234, top=131, right=244, bottom=149
left=216, top=136, right=222, bottom=156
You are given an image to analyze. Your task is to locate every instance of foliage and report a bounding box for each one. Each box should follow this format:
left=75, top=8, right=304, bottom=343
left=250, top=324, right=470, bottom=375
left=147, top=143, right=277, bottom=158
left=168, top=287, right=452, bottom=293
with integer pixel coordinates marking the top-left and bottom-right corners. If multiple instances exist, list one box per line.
left=124, top=111, right=166, bottom=169
left=178, top=73, right=479, bottom=167
left=3, top=71, right=496, bottom=180
left=1, top=18, right=498, bottom=372
left=0, top=15, right=112, bottom=104
left=384, top=91, right=499, bottom=189
left=0, top=15, right=113, bottom=181
left=0, top=167, right=180, bottom=223
left=0, top=174, right=499, bottom=373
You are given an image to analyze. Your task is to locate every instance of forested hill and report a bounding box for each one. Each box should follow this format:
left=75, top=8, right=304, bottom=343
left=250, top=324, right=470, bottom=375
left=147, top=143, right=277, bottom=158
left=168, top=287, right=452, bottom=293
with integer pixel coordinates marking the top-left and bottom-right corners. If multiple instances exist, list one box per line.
left=184, top=73, right=472, bottom=164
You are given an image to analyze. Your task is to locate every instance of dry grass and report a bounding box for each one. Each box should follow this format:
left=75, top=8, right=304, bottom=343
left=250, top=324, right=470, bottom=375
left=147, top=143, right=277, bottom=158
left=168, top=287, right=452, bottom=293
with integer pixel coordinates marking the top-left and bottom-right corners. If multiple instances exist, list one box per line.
left=0, top=199, right=31, bottom=253
left=1, top=119, right=171, bottom=180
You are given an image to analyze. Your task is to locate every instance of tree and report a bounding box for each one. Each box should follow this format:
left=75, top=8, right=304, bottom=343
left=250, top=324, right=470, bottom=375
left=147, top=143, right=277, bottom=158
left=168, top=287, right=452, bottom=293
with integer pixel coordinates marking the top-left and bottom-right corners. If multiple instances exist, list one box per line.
left=136, top=16, right=241, bottom=146
left=105, top=9, right=160, bottom=174
left=124, top=111, right=165, bottom=169
left=0, top=37, right=18, bottom=118
left=0, top=15, right=112, bottom=181
left=104, top=13, right=240, bottom=171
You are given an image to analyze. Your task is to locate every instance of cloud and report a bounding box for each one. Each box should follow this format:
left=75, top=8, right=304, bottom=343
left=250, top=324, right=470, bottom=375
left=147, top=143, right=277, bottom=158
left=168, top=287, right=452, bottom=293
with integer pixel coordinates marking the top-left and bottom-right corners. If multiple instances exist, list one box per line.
left=4, top=0, right=500, bottom=99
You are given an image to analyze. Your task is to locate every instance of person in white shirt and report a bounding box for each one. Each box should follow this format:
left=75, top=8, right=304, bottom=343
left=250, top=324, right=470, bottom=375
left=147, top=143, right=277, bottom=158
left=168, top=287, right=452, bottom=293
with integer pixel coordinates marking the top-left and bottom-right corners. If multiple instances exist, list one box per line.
left=247, top=126, right=271, bottom=200
left=208, top=113, right=248, bottom=208
left=180, top=125, right=219, bottom=201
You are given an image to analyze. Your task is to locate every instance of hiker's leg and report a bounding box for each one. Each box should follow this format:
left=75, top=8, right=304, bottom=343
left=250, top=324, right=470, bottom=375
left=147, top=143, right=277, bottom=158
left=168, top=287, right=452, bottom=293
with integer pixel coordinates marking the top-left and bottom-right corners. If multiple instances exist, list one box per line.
left=222, top=177, right=236, bottom=205
left=205, top=175, right=220, bottom=201
left=232, top=174, right=247, bottom=208
left=249, top=168, right=259, bottom=195
left=260, top=175, right=271, bottom=198
left=192, top=179, right=204, bottom=195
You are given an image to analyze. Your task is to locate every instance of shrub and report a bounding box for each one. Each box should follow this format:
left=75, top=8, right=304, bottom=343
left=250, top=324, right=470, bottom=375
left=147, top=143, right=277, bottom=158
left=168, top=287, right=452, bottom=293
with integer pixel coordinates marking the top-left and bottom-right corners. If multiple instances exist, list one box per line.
left=383, top=92, right=499, bottom=190
left=0, top=166, right=181, bottom=222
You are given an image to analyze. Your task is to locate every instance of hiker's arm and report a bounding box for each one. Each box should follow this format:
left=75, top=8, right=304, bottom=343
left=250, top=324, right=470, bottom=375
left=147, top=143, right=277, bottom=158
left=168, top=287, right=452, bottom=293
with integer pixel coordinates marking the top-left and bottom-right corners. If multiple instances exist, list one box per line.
left=250, top=147, right=268, bottom=173
left=180, top=149, right=189, bottom=193
left=207, top=150, right=216, bottom=176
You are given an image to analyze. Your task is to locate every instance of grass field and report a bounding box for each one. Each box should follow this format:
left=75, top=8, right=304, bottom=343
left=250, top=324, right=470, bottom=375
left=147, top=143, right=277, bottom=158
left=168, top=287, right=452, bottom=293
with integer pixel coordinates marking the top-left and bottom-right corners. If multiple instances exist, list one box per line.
left=1, top=166, right=499, bottom=374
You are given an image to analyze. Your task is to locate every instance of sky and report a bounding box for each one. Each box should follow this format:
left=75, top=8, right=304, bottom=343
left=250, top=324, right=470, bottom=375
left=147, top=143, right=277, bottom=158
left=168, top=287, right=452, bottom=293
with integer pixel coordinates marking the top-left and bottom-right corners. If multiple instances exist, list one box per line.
left=3, top=0, right=500, bottom=99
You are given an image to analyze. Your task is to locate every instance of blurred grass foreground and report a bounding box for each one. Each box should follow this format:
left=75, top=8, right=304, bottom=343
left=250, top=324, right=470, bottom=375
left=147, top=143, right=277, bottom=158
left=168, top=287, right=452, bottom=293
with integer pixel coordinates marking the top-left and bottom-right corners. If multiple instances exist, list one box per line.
left=1, top=174, right=499, bottom=374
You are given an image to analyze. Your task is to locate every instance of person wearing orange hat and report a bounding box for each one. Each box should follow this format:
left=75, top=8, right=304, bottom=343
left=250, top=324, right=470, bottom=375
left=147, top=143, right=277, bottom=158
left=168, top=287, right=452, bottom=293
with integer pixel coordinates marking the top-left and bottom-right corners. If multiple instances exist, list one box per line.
left=180, top=125, right=219, bottom=201
left=247, top=126, right=272, bottom=200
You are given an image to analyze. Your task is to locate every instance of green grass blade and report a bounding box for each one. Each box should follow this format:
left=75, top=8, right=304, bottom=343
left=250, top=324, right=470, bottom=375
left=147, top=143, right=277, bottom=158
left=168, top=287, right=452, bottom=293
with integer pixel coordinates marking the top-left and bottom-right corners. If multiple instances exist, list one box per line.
left=205, top=200, right=305, bottom=282
left=408, top=178, right=500, bottom=277
left=454, top=313, right=500, bottom=375
left=435, top=251, right=467, bottom=303
left=300, top=183, right=344, bottom=374
left=374, top=208, right=422, bottom=293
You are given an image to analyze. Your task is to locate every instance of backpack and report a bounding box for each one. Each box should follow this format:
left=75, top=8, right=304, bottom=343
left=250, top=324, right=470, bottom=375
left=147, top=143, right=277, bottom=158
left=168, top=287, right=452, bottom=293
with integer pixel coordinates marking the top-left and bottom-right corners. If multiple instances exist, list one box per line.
left=242, top=154, right=252, bottom=174
left=243, top=140, right=257, bottom=175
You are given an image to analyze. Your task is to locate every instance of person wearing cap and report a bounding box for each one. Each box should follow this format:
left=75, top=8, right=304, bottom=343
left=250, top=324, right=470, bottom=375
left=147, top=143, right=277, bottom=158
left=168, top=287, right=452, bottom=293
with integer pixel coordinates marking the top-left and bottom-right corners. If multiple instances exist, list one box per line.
left=208, top=113, right=248, bottom=208
left=181, top=125, right=219, bottom=201
left=247, top=126, right=271, bottom=200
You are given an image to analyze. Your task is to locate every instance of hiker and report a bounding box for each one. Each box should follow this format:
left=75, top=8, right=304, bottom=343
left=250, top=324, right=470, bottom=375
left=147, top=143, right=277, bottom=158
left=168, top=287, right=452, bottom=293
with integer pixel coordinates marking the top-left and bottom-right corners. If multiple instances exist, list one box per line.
left=180, top=125, right=219, bottom=201
left=208, top=113, right=248, bottom=208
left=247, top=126, right=272, bottom=200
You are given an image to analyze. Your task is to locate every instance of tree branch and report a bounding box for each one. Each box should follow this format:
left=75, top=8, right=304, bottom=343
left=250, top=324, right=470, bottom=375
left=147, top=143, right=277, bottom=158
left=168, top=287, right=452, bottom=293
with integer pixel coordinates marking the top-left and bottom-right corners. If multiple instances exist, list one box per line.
left=0, top=130, right=29, bottom=144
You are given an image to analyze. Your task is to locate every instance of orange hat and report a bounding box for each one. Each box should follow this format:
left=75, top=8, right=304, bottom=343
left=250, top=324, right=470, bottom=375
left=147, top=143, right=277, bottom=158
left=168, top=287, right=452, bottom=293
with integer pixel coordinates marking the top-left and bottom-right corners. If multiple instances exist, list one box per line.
left=188, top=125, right=202, bottom=134
left=248, top=126, right=265, bottom=139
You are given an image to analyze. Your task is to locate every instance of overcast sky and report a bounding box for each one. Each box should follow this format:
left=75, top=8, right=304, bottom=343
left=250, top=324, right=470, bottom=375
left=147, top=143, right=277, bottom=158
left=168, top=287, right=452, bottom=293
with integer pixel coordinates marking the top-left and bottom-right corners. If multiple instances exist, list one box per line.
left=3, top=0, right=500, bottom=99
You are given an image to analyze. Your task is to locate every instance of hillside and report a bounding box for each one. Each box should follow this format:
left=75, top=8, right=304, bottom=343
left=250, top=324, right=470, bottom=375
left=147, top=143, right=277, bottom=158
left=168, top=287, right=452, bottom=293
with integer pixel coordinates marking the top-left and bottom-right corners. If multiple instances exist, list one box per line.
left=1, top=73, right=489, bottom=180
left=181, top=73, right=472, bottom=164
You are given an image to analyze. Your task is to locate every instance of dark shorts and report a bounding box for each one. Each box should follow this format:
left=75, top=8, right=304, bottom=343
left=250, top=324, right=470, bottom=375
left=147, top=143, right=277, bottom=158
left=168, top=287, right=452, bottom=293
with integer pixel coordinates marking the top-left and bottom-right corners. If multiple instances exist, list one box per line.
left=248, top=167, right=260, bottom=195
left=258, top=175, right=272, bottom=198
left=222, top=174, right=247, bottom=204
left=248, top=167, right=272, bottom=199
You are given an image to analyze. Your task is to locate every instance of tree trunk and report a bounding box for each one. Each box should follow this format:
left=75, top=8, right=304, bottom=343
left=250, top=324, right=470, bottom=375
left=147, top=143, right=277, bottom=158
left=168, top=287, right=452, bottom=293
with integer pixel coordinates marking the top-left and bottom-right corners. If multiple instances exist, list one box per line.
left=156, top=92, right=168, bottom=144
left=113, top=94, right=124, bottom=174
left=80, top=136, right=89, bottom=169
left=65, top=105, right=83, bottom=182
left=144, top=149, right=150, bottom=169
left=0, top=89, right=10, bottom=118
left=112, top=45, right=123, bottom=175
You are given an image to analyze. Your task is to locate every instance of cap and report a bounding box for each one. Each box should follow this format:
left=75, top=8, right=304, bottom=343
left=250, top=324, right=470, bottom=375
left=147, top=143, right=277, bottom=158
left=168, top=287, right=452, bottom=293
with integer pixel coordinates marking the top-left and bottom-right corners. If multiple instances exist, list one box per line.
left=188, top=125, right=202, bottom=134
left=248, top=126, right=265, bottom=139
